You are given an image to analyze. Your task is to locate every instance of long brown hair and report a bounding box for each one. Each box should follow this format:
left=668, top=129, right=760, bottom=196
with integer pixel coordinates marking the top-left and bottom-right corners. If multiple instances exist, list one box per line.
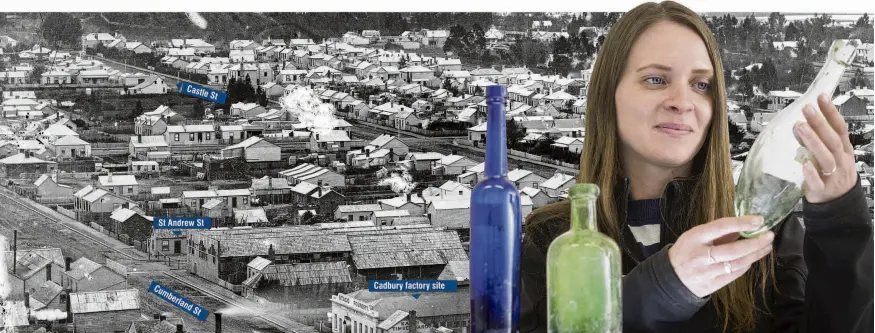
left=525, top=1, right=774, bottom=332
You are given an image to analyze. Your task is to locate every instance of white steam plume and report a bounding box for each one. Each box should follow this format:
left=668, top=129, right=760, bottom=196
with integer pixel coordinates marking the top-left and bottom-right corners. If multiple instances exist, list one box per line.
left=186, top=13, right=208, bottom=29
left=378, top=171, right=417, bottom=194
left=282, top=86, right=341, bottom=135
left=30, top=309, right=68, bottom=321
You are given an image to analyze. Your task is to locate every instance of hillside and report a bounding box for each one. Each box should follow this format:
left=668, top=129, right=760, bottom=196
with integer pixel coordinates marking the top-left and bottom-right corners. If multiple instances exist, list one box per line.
left=78, top=12, right=495, bottom=45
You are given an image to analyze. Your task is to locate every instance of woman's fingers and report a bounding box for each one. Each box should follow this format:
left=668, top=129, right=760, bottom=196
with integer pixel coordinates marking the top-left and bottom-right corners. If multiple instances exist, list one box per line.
left=795, top=120, right=838, bottom=176
left=803, top=101, right=845, bottom=155
left=815, top=93, right=854, bottom=153
left=708, top=231, right=774, bottom=263
left=704, top=243, right=773, bottom=280
left=694, top=215, right=764, bottom=244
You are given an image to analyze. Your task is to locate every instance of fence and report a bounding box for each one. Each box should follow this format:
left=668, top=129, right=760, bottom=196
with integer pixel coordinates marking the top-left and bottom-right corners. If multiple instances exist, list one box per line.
left=57, top=206, right=78, bottom=220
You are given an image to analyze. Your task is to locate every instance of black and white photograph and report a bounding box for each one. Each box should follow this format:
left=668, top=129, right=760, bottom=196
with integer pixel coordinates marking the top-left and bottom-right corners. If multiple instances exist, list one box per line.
left=0, top=1, right=872, bottom=332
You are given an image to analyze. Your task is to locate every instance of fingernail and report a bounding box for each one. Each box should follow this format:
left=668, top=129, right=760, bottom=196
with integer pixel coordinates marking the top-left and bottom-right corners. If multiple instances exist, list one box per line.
left=820, top=93, right=828, bottom=102
left=752, top=216, right=763, bottom=226
left=796, top=122, right=808, bottom=135
left=765, top=231, right=775, bottom=241
left=803, top=105, right=814, bottom=116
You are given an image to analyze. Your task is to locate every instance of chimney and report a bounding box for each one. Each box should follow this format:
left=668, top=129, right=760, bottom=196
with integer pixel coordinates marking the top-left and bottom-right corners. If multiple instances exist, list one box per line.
left=153, top=314, right=161, bottom=320
left=406, top=193, right=411, bottom=202
left=366, top=150, right=370, bottom=157
left=46, top=263, right=52, bottom=282
left=138, top=134, right=142, bottom=143
left=215, top=312, right=223, bottom=333
left=13, top=230, right=17, bottom=275
left=427, top=213, right=432, bottom=223
left=316, top=133, right=320, bottom=141
left=318, top=180, right=323, bottom=187
left=65, top=289, right=72, bottom=322
left=24, top=292, right=30, bottom=308
left=408, top=310, right=417, bottom=333
left=177, top=324, right=184, bottom=333
left=160, top=315, right=167, bottom=321
left=318, top=187, right=322, bottom=197
left=65, top=256, right=72, bottom=271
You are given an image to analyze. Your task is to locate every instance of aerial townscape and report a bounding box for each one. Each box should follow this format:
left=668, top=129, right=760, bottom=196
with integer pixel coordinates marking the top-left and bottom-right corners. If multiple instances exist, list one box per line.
left=0, top=11, right=872, bottom=333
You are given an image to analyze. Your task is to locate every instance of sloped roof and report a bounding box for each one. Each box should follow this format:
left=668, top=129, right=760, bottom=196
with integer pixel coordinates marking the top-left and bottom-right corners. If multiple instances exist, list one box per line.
left=348, top=230, right=468, bottom=269
left=66, top=257, right=103, bottom=281
left=53, top=135, right=89, bottom=146
left=70, top=289, right=140, bottom=314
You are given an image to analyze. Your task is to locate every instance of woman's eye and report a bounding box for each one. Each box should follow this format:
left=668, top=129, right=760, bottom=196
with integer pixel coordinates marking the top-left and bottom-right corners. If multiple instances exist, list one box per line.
left=695, top=82, right=710, bottom=91
left=645, top=77, right=664, bottom=85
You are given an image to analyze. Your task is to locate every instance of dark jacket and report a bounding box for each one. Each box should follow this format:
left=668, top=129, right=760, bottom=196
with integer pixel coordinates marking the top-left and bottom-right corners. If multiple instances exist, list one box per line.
left=520, top=174, right=873, bottom=333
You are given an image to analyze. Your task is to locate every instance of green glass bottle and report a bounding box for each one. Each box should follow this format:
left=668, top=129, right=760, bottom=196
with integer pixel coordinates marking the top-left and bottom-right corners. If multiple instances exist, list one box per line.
left=546, top=183, right=622, bottom=333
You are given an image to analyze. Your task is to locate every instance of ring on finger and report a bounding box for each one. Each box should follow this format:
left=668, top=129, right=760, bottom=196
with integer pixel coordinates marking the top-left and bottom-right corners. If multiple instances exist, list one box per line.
left=821, top=164, right=837, bottom=176
left=723, top=262, right=732, bottom=274
left=707, top=246, right=717, bottom=264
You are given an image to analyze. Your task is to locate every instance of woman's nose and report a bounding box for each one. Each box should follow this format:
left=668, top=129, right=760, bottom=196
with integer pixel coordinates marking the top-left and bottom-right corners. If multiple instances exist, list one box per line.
left=666, top=84, right=695, bottom=113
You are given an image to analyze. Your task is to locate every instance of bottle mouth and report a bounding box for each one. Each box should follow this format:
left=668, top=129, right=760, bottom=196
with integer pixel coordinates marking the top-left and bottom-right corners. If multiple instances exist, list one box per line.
left=569, top=183, right=600, bottom=199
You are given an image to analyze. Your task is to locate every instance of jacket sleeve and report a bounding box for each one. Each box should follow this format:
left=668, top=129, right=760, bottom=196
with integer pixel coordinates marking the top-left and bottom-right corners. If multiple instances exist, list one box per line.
left=519, top=232, right=709, bottom=333
left=771, top=173, right=874, bottom=333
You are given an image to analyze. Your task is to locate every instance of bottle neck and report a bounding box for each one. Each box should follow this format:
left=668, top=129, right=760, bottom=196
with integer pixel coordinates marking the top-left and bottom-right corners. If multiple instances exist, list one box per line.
left=484, top=98, right=507, bottom=178
left=806, top=40, right=858, bottom=99
left=570, top=196, right=598, bottom=231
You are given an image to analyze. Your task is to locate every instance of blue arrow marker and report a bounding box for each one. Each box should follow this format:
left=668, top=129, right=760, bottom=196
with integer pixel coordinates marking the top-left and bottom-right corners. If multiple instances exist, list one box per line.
left=411, top=294, right=421, bottom=299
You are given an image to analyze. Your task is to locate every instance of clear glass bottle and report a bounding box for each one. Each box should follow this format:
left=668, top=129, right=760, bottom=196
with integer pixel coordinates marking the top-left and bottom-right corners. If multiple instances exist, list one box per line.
left=469, top=85, right=523, bottom=333
left=547, top=183, right=621, bottom=333
left=735, top=39, right=860, bottom=238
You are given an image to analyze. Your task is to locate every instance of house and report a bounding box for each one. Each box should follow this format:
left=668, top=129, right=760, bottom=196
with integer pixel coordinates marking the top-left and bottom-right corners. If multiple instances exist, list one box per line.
left=406, top=152, right=444, bottom=172
left=124, top=41, right=153, bottom=54
left=135, top=105, right=184, bottom=136
left=34, top=173, right=74, bottom=199
left=507, top=169, right=547, bottom=189
left=130, top=160, right=159, bottom=172
left=230, top=49, right=256, bottom=63
left=3, top=249, right=65, bottom=300
left=164, top=124, right=218, bottom=146
left=309, top=130, right=353, bottom=152
left=251, top=177, right=292, bottom=204
left=149, top=229, right=189, bottom=257
left=77, top=70, right=110, bottom=84
left=0, top=152, right=57, bottom=178
left=435, top=58, right=463, bottom=72
left=221, top=136, right=281, bottom=162
left=74, top=185, right=134, bottom=213
left=367, top=134, right=409, bottom=156
left=541, top=173, right=576, bottom=198
left=231, top=103, right=269, bottom=119
left=40, top=122, right=80, bottom=142
left=520, top=186, right=554, bottom=209
left=63, top=257, right=126, bottom=292
left=335, top=204, right=382, bottom=222
left=48, top=135, right=89, bottom=158
left=439, top=180, right=472, bottom=197
left=110, top=207, right=154, bottom=244
left=261, top=82, right=285, bottom=97
left=434, top=155, right=477, bottom=176
left=278, top=69, right=307, bottom=84
left=369, top=66, right=402, bottom=81
left=729, top=113, right=749, bottom=132
left=279, top=163, right=345, bottom=187
left=468, top=122, right=488, bottom=144
left=426, top=198, right=471, bottom=232
left=551, top=136, right=585, bottom=153
left=28, top=280, right=65, bottom=312
left=97, top=174, right=140, bottom=196
left=329, top=290, right=469, bottom=333
left=129, top=135, right=170, bottom=159
left=833, top=93, right=874, bottom=126
left=235, top=207, right=270, bottom=226
left=70, top=289, right=141, bottom=333
left=182, top=188, right=252, bottom=210
left=400, top=65, right=435, bottom=83
left=378, top=194, right=425, bottom=217
left=124, top=75, right=169, bottom=95
left=346, top=227, right=467, bottom=280
left=41, top=70, right=73, bottom=84
left=767, top=88, right=802, bottom=111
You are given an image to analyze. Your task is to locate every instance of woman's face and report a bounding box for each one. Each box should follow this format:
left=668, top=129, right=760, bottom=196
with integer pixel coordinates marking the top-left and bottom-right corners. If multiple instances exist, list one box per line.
left=615, top=20, right=715, bottom=170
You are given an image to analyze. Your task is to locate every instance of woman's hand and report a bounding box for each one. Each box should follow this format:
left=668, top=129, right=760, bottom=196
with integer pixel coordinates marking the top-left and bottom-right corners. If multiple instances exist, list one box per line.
left=668, top=215, right=774, bottom=298
left=794, top=93, right=858, bottom=204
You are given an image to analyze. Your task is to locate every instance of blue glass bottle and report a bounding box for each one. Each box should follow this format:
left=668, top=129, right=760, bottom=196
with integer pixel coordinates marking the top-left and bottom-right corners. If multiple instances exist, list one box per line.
left=469, top=85, right=522, bottom=333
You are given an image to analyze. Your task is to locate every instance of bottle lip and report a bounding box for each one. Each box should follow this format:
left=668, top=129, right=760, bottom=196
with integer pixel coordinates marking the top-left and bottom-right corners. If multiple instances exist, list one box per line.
left=569, top=183, right=600, bottom=199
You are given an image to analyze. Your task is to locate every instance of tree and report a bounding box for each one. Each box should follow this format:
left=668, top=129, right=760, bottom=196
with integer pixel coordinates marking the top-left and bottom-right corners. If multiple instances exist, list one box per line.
left=784, top=22, right=799, bottom=41
left=135, top=100, right=144, bottom=114
left=193, top=99, right=205, bottom=116
left=727, top=119, right=745, bottom=144
left=257, top=87, right=268, bottom=107
left=553, top=36, right=571, bottom=55
left=506, top=119, right=525, bottom=147
left=227, top=77, right=238, bottom=101
left=550, top=54, right=573, bottom=77
left=849, top=68, right=871, bottom=89
left=856, top=13, right=871, bottom=28
left=28, top=64, right=45, bottom=83
left=41, top=13, right=81, bottom=50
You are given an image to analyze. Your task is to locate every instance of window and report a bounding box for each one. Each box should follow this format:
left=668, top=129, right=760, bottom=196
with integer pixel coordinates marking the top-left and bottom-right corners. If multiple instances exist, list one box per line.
left=174, top=133, right=179, bottom=141
left=348, top=215, right=353, bottom=221
left=162, top=240, right=169, bottom=251
left=189, top=133, right=195, bottom=141
left=191, top=200, right=196, bottom=207
left=128, top=186, right=133, bottom=194
left=206, top=132, right=211, bottom=140
left=243, top=197, right=248, bottom=204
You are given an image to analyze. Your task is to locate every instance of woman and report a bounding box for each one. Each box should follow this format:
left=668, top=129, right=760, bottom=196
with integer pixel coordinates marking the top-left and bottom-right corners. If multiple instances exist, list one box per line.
left=519, top=1, right=873, bottom=332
